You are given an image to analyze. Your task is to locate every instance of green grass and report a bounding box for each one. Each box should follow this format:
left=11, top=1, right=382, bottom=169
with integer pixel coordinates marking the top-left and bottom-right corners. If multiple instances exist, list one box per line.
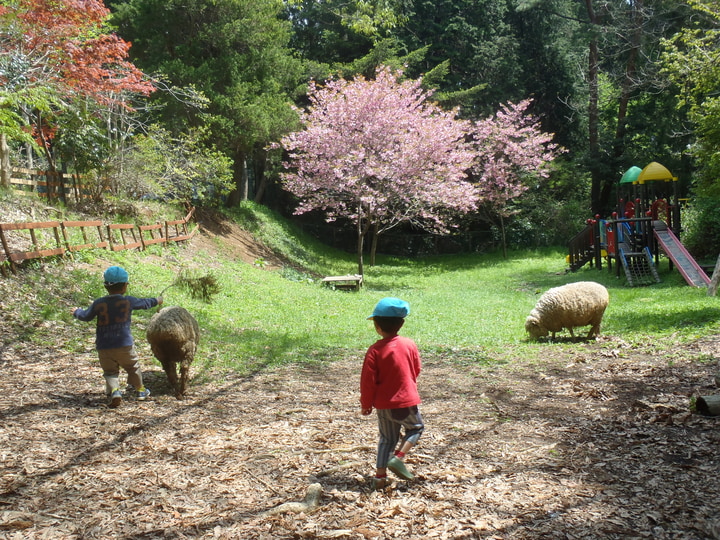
left=3, top=199, right=720, bottom=380
left=228, top=203, right=357, bottom=276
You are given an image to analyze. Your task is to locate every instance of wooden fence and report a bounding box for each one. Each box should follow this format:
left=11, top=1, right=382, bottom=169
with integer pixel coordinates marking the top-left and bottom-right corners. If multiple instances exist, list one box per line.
left=8, top=167, right=95, bottom=204
left=0, top=208, right=197, bottom=277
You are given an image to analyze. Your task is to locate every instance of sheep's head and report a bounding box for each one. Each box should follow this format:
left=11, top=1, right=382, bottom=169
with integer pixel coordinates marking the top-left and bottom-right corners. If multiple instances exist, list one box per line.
left=525, top=315, right=548, bottom=338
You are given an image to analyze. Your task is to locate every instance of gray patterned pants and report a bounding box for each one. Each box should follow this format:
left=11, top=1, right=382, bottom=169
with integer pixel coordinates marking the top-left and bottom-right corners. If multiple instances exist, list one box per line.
left=375, top=406, right=424, bottom=468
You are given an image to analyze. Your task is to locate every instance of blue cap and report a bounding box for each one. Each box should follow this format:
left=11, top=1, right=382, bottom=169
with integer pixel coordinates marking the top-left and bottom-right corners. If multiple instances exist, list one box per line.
left=368, top=297, right=410, bottom=319
left=104, top=266, right=129, bottom=285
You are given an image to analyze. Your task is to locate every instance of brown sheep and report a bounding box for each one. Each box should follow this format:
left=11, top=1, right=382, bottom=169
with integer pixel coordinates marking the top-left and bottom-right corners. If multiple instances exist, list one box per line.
left=525, top=281, right=609, bottom=340
left=146, top=306, right=200, bottom=399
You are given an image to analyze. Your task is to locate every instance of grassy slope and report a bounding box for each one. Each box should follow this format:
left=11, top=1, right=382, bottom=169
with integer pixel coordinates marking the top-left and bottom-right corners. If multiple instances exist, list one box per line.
left=2, top=195, right=719, bottom=383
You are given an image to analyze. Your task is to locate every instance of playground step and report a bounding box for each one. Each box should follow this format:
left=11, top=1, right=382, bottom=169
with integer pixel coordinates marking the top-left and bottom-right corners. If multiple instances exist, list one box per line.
left=619, top=246, right=661, bottom=287
left=569, top=251, right=594, bottom=272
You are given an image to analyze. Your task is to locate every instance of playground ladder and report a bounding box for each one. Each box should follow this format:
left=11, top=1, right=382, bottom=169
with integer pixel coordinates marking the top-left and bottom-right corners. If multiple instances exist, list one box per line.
left=619, top=245, right=661, bottom=286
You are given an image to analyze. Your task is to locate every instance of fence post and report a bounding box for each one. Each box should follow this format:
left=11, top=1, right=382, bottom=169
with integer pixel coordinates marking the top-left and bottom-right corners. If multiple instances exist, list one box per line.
left=0, top=225, right=16, bottom=274
left=53, top=224, right=62, bottom=256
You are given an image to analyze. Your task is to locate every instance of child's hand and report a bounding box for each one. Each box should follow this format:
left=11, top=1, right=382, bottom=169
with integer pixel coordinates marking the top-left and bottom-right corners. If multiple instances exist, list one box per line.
left=361, top=407, right=373, bottom=416
left=70, top=307, right=78, bottom=316
left=157, top=296, right=163, bottom=305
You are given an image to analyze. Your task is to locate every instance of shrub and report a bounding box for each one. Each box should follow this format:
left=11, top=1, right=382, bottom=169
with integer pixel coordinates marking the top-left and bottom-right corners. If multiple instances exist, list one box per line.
left=681, top=196, right=720, bottom=260
left=114, top=125, right=233, bottom=206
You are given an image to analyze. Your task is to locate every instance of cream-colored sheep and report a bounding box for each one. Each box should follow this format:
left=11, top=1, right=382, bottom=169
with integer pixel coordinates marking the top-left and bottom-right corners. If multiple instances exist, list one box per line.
left=525, top=281, right=609, bottom=340
left=146, top=306, right=200, bottom=399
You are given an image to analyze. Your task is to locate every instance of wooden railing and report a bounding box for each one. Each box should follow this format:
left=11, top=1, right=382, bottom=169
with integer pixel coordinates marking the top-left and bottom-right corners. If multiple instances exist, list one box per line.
left=0, top=208, right=196, bottom=277
left=567, top=221, right=599, bottom=272
left=61, top=220, right=108, bottom=252
left=8, top=167, right=97, bottom=203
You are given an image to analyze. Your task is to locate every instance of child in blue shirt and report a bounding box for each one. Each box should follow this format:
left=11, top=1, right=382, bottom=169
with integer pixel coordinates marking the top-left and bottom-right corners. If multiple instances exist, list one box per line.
left=72, top=266, right=162, bottom=408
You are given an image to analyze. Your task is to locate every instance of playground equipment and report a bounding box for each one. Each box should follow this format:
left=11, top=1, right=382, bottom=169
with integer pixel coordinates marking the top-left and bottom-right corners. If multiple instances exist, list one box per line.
left=568, top=162, right=711, bottom=287
left=609, top=218, right=660, bottom=286
left=652, top=221, right=710, bottom=287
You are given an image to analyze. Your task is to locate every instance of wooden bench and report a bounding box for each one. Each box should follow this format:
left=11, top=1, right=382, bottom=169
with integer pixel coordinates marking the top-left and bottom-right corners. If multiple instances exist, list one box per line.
left=321, top=274, right=363, bottom=290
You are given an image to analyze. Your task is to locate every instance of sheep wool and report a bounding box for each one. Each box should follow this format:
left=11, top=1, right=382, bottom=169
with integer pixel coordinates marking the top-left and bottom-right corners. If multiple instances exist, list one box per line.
left=525, top=281, right=609, bottom=340
left=146, top=306, right=200, bottom=399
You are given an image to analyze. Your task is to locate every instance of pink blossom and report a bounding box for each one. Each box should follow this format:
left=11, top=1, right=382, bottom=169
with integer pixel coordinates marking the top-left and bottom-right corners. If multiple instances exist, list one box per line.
left=280, top=67, right=477, bottom=237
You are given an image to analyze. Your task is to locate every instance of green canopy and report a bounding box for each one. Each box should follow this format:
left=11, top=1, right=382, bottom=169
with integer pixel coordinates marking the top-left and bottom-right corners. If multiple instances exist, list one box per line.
left=619, top=166, right=642, bottom=184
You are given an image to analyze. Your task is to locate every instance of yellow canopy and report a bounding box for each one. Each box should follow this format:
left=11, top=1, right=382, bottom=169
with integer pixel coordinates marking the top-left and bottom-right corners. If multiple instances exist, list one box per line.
left=636, top=162, right=677, bottom=184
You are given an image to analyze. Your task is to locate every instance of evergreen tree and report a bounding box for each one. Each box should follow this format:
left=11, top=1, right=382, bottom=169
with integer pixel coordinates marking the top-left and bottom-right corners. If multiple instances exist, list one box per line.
left=397, top=0, right=521, bottom=114
left=111, top=0, right=304, bottom=205
left=661, top=0, right=720, bottom=256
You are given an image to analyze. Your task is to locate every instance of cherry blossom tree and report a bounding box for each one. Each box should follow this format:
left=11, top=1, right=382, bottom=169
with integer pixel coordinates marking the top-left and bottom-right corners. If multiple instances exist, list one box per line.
left=280, top=67, right=478, bottom=275
left=471, top=99, right=563, bottom=256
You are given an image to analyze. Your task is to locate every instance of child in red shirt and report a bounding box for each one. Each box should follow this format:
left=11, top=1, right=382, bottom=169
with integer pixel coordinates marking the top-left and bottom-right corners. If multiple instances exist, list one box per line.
left=361, top=297, right=424, bottom=490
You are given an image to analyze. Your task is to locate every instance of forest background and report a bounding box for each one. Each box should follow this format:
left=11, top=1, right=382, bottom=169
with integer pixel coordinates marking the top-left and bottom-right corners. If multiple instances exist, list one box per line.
left=2, top=0, right=720, bottom=261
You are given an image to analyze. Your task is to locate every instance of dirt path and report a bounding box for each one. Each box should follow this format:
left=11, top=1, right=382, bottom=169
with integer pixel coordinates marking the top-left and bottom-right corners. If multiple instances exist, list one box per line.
left=1, top=332, right=719, bottom=539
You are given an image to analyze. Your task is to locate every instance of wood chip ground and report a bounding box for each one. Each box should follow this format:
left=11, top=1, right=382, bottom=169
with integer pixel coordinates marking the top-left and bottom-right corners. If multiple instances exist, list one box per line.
left=1, top=332, right=719, bottom=539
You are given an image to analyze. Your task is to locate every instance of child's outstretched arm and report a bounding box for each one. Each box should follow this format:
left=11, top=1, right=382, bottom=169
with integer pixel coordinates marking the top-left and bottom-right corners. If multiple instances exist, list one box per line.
left=71, top=304, right=96, bottom=321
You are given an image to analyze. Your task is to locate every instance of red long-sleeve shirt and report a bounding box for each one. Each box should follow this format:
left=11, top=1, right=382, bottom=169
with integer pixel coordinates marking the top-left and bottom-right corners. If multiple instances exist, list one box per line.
left=360, top=334, right=421, bottom=410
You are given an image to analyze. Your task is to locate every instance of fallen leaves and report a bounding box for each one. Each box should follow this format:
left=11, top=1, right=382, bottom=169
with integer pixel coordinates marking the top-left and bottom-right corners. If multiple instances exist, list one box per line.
left=1, top=329, right=720, bottom=538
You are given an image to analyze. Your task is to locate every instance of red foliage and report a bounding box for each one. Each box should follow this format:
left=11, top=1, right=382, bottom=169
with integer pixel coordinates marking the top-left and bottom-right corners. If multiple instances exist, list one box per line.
left=62, top=35, right=154, bottom=101
left=8, top=0, right=154, bottom=103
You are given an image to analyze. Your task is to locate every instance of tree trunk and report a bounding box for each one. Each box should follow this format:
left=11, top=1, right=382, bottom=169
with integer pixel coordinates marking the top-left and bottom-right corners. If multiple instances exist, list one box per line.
left=240, top=158, right=249, bottom=201
left=605, top=0, right=643, bottom=213
left=370, top=222, right=379, bottom=266
left=708, top=253, right=720, bottom=297
left=0, top=133, right=10, bottom=187
left=613, top=0, right=641, bottom=161
left=253, top=151, right=269, bottom=204
left=500, top=214, right=508, bottom=259
left=356, top=217, right=365, bottom=277
left=226, top=150, right=248, bottom=207
left=25, top=142, right=34, bottom=169
left=696, top=395, right=720, bottom=416
left=585, top=0, right=603, bottom=216
left=356, top=205, right=372, bottom=277
left=35, top=112, right=57, bottom=173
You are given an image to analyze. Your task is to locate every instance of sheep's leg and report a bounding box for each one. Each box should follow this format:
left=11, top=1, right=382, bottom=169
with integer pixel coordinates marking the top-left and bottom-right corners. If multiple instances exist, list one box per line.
left=177, top=361, right=190, bottom=399
left=568, top=327, right=575, bottom=339
left=587, top=325, right=600, bottom=338
left=161, top=359, right=179, bottom=393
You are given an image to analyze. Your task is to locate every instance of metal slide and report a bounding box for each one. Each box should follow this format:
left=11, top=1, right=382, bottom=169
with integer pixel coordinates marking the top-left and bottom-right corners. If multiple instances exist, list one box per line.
left=653, top=221, right=711, bottom=287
